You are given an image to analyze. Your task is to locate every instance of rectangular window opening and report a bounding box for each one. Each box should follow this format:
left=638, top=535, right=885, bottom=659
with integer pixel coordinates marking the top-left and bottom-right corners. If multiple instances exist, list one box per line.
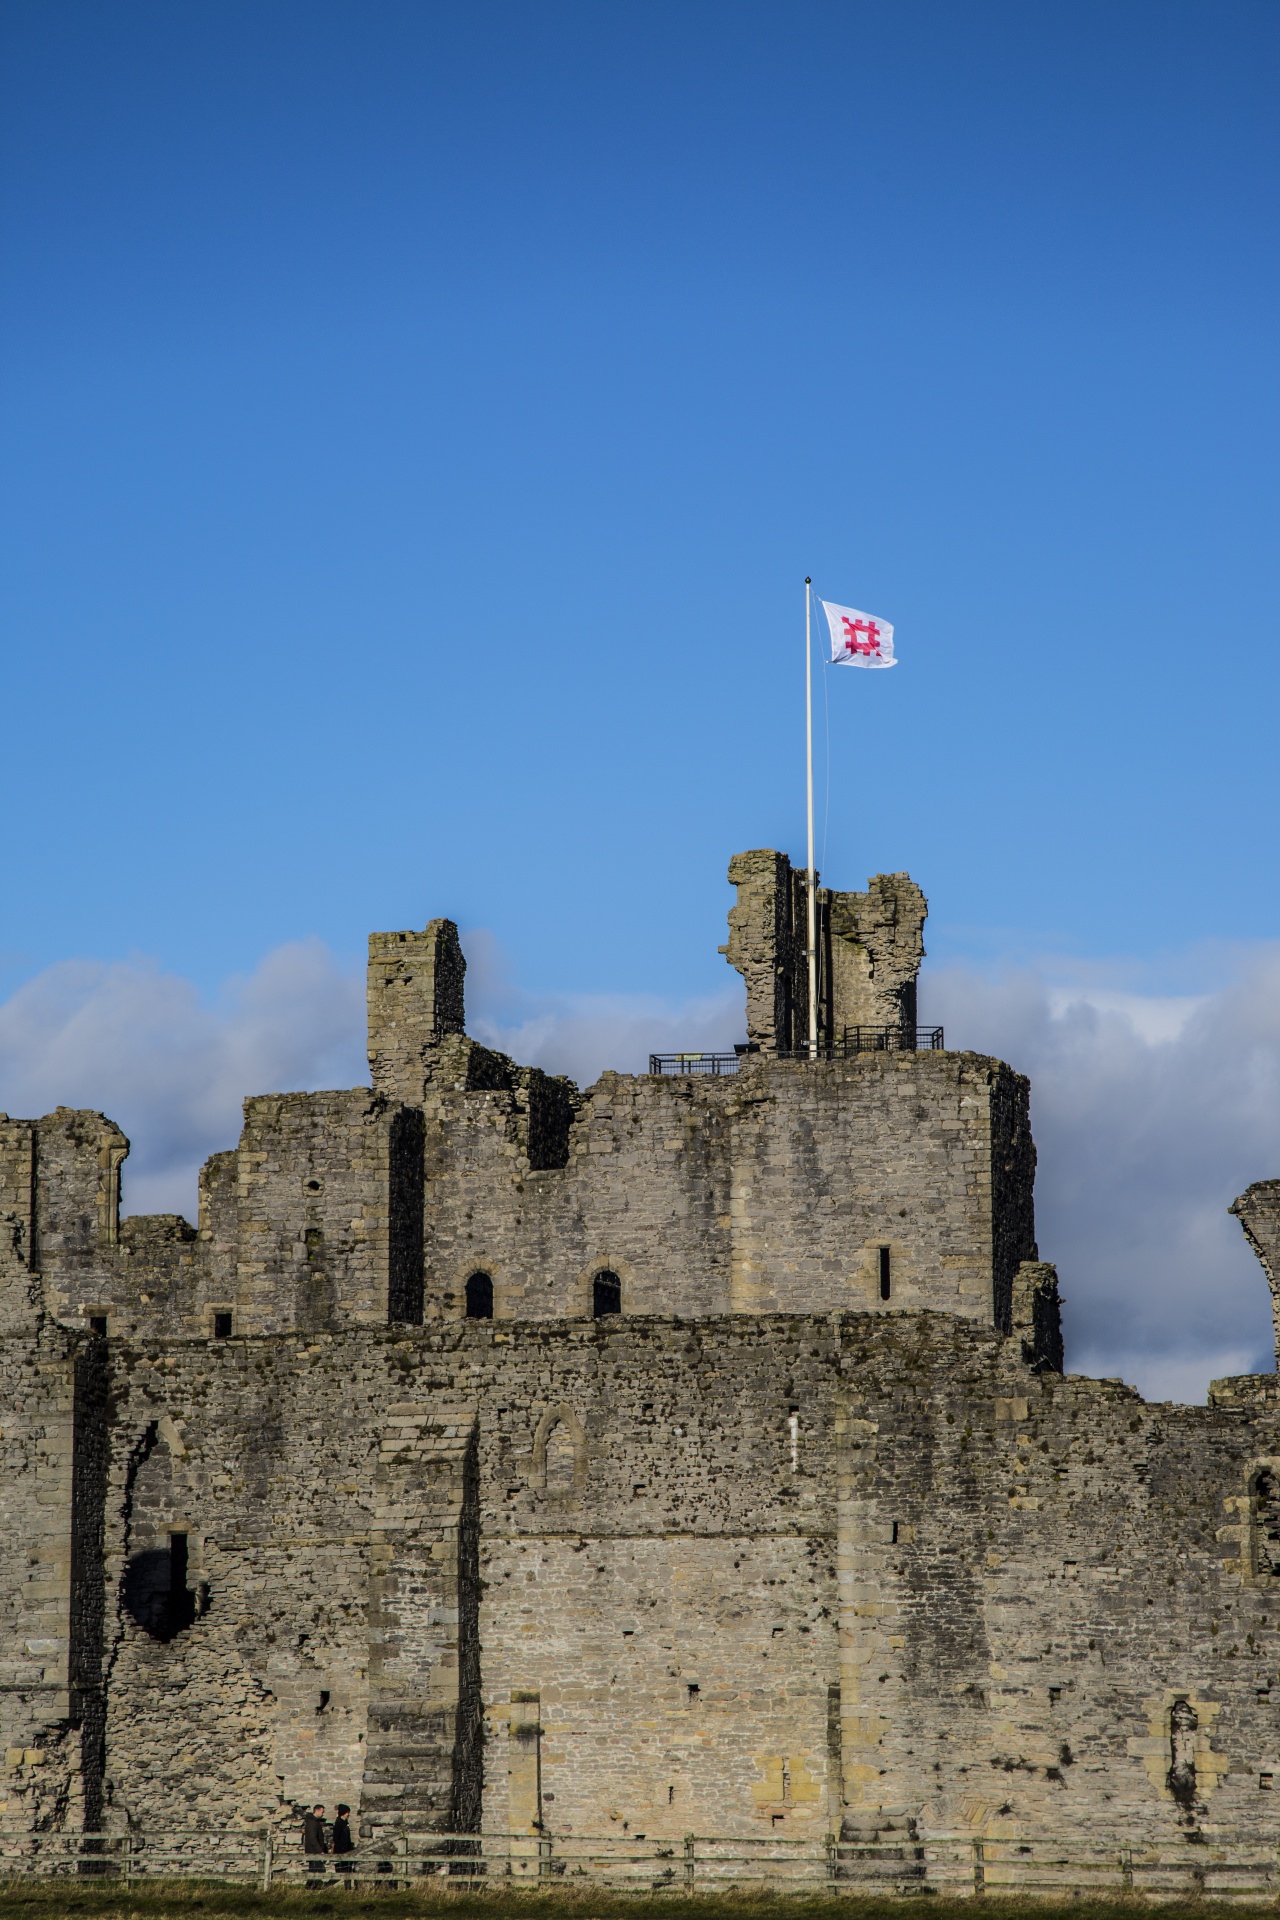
left=879, top=1246, right=892, bottom=1300
left=169, top=1533, right=188, bottom=1597
left=318, top=1690, right=330, bottom=1713
left=213, top=1311, right=233, bottom=1339
left=1262, top=1773, right=1274, bottom=1790
left=89, top=1315, right=108, bottom=1337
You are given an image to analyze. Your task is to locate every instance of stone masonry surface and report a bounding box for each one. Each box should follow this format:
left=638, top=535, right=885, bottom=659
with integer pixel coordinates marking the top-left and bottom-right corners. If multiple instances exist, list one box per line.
left=2, top=850, right=1279, bottom=1860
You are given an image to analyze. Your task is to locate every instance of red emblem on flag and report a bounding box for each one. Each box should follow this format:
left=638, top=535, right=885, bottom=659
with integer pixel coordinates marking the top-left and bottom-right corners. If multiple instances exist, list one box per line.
left=841, top=616, right=882, bottom=658
left=821, top=597, right=895, bottom=669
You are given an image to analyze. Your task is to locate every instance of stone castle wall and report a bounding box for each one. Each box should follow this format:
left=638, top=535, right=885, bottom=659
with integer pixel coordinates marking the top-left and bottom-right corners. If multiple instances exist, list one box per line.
left=5, top=1316, right=1279, bottom=1852
left=1, top=1067, right=1035, bottom=1341
left=1, top=850, right=1278, bottom=1856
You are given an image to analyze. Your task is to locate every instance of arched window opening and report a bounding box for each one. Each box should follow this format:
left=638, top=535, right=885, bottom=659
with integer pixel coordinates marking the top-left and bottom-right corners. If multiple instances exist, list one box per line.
left=593, top=1270, right=622, bottom=1318
left=465, top=1271, right=494, bottom=1320
left=545, top=1421, right=576, bottom=1492
left=1256, top=1470, right=1280, bottom=1576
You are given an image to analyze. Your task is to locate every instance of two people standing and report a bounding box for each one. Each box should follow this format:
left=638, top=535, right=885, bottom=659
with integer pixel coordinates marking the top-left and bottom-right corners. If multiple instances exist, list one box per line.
left=302, top=1803, right=354, bottom=1869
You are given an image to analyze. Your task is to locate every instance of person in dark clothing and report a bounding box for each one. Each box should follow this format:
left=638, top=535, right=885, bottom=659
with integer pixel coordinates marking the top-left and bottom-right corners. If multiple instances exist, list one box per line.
left=332, top=1804, right=354, bottom=1871
left=303, top=1805, right=328, bottom=1871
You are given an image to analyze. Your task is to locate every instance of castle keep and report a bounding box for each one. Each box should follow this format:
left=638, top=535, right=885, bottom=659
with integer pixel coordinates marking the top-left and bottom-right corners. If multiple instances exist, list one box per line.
left=5, top=851, right=1280, bottom=1861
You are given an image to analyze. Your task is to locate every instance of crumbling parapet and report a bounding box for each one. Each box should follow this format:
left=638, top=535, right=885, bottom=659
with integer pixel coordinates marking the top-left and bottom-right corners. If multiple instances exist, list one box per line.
left=0, top=1118, right=38, bottom=1334
left=368, top=919, right=467, bottom=1102
left=725, top=850, right=927, bottom=1051
left=827, top=871, right=927, bottom=1033
left=34, top=1110, right=129, bottom=1265
left=1011, top=1260, right=1063, bottom=1373
left=0, top=1110, right=132, bottom=1332
left=1231, top=1181, right=1280, bottom=1364
left=725, top=849, right=808, bottom=1053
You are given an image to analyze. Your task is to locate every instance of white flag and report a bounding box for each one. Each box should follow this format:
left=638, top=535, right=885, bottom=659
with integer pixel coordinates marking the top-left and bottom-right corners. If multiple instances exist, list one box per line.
left=821, top=598, right=896, bottom=669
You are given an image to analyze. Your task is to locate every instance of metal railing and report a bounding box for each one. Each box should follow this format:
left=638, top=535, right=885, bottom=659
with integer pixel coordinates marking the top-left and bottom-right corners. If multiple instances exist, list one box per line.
left=778, top=1025, right=945, bottom=1058
left=3, top=1827, right=1279, bottom=1896
left=648, top=1052, right=742, bottom=1076
left=650, top=1027, right=944, bottom=1075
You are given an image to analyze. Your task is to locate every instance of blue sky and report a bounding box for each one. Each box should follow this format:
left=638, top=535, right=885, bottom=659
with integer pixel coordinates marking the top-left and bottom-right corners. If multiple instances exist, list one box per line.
left=4, top=0, right=1278, bottom=997
left=3, top=1, right=1279, bottom=1395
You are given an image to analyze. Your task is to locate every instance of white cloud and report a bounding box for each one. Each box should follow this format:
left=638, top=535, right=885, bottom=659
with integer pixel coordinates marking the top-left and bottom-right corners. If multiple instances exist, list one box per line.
left=2, top=926, right=1277, bottom=1406
left=1044, top=988, right=1203, bottom=1045
left=462, top=927, right=742, bottom=1085
left=0, top=943, right=365, bottom=1217
left=926, top=951, right=1280, bottom=1402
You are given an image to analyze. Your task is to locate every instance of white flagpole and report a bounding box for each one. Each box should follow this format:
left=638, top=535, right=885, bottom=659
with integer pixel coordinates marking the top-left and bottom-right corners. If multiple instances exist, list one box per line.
left=805, top=577, right=818, bottom=1059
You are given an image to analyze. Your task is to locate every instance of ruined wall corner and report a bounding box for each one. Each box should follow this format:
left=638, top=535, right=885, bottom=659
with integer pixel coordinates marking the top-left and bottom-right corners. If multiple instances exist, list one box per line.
left=1231, top=1180, right=1280, bottom=1364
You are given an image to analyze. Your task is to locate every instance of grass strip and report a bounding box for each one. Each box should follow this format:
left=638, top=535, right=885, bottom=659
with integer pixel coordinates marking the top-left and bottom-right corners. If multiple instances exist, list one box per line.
left=0, top=1890, right=1273, bottom=1920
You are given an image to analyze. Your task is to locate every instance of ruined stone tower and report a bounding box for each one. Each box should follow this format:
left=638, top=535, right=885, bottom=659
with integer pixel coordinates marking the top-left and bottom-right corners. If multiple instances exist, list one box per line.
left=725, top=850, right=927, bottom=1052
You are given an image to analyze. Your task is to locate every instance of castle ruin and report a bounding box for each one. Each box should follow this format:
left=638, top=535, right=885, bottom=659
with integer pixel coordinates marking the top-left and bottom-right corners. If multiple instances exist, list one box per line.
left=3, top=850, right=1280, bottom=1859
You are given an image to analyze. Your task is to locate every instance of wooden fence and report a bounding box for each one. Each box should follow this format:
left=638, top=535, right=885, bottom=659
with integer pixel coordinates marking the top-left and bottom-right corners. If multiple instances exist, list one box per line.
left=2, top=1828, right=1279, bottom=1897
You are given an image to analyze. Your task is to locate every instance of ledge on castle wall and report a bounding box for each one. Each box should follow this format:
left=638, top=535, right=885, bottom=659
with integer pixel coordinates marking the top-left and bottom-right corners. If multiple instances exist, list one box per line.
left=1209, top=1372, right=1280, bottom=1408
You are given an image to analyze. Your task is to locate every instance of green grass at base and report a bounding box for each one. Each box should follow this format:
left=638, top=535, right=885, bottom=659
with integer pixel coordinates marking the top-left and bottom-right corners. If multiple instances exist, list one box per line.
left=0, top=1889, right=1274, bottom=1920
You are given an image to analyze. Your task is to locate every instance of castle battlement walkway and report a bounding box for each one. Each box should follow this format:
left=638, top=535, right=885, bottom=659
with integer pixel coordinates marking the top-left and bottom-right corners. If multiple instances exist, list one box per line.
left=650, top=1025, right=945, bottom=1074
